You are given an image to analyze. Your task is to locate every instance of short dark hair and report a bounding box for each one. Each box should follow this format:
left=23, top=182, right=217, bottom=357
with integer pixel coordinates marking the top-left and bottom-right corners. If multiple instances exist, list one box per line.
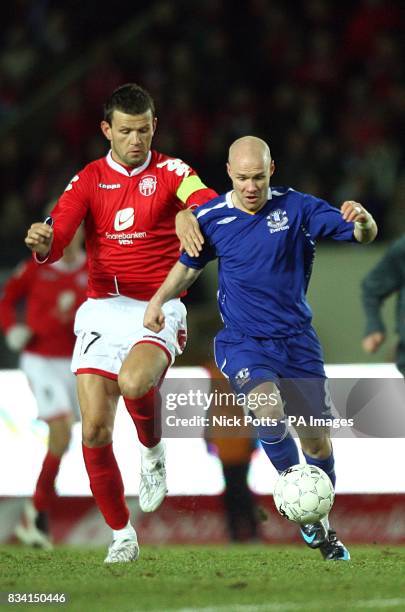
left=103, top=83, right=155, bottom=124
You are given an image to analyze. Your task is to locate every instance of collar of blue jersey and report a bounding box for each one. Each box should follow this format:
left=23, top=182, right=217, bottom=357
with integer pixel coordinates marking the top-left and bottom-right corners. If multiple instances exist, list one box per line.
left=106, top=150, right=152, bottom=177
left=226, top=187, right=273, bottom=209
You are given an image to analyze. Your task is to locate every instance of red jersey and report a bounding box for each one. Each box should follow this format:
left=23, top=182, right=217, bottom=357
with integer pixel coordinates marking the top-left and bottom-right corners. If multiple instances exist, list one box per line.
left=0, top=255, right=87, bottom=357
left=41, top=150, right=217, bottom=300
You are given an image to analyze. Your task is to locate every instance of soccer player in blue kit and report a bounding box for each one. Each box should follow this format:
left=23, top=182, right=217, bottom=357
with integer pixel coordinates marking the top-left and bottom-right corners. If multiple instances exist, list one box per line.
left=144, top=136, right=377, bottom=560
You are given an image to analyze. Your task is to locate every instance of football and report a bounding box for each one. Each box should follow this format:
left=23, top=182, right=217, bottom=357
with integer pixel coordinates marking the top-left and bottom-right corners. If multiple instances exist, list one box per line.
left=273, top=464, right=334, bottom=525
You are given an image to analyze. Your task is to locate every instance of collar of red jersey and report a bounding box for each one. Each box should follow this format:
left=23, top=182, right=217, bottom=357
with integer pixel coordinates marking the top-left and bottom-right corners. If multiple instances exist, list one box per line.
left=106, top=150, right=152, bottom=177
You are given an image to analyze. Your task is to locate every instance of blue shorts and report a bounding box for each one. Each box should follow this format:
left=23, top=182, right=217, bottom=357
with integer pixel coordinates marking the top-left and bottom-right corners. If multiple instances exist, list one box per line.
left=214, top=327, right=332, bottom=419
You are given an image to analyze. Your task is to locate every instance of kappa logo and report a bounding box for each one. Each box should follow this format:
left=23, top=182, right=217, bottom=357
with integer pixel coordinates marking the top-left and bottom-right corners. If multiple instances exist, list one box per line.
left=65, top=175, right=79, bottom=192
left=139, top=175, right=157, bottom=196
left=114, top=208, right=135, bottom=232
left=267, top=209, right=289, bottom=234
left=156, top=158, right=191, bottom=177
left=98, top=183, right=121, bottom=190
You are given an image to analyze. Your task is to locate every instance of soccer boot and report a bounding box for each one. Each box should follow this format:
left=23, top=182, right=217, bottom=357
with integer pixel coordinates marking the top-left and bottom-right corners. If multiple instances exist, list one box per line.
left=139, top=445, right=167, bottom=512
left=14, top=501, right=53, bottom=549
left=300, top=522, right=328, bottom=549
left=319, top=529, right=351, bottom=561
left=104, top=535, right=140, bottom=563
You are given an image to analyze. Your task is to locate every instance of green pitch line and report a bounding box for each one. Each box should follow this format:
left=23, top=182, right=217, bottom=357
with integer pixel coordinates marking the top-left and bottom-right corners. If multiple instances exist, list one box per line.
left=1, top=545, right=405, bottom=612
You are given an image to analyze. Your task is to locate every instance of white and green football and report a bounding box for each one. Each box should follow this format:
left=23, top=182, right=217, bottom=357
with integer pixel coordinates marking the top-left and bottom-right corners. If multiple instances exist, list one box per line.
left=273, top=464, right=335, bottom=525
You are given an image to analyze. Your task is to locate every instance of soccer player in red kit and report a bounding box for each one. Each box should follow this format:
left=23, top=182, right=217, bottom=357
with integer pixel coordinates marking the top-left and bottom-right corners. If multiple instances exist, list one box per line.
left=25, top=83, right=217, bottom=563
left=0, top=229, right=86, bottom=548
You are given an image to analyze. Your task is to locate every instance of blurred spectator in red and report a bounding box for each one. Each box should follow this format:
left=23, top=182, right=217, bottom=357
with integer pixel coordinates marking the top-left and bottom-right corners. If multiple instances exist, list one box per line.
left=0, top=227, right=87, bottom=548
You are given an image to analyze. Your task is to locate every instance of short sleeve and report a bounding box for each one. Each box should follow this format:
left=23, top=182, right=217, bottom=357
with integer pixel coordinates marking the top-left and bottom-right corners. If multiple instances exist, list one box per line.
left=302, top=194, right=355, bottom=242
left=179, top=212, right=217, bottom=269
left=179, top=242, right=217, bottom=270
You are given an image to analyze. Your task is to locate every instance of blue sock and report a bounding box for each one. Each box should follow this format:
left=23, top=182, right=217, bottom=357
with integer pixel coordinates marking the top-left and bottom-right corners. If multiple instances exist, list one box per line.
left=258, top=420, right=300, bottom=473
left=303, top=451, right=336, bottom=488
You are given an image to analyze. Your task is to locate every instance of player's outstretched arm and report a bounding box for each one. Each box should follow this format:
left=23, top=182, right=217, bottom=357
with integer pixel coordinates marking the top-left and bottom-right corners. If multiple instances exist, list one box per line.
left=24, top=222, right=54, bottom=258
left=340, top=201, right=377, bottom=244
left=176, top=209, right=205, bottom=257
left=144, top=262, right=202, bottom=332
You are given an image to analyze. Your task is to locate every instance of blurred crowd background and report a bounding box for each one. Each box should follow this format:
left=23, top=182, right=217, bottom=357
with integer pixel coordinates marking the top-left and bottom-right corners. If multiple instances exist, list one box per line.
left=0, top=0, right=404, bottom=365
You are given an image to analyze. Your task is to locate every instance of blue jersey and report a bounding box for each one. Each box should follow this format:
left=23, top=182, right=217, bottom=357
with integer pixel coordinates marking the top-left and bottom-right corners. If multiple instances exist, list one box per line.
left=180, top=187, right=355, bottom=338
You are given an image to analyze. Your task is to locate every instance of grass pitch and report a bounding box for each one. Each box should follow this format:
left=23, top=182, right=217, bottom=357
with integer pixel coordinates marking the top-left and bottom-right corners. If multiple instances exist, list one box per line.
left=1, top=544, right=405, bottom=611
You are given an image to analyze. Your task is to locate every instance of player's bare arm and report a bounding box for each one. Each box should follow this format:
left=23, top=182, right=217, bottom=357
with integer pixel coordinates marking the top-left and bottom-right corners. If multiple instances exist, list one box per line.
left=24, top=222, right=54, bottom=257
left=144, top=262, right=201, bottom=332
left=340, top=201, right=377, bottom=244
left=362, top=331, right=385, bottom=353
left=175, top=209, right=205, bottom=257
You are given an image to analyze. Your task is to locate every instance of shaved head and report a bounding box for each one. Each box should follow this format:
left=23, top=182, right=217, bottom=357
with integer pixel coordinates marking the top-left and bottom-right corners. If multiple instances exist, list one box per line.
left=227, top=136, right=275, bottom=213
left=228, top=136, right=271, bottom=167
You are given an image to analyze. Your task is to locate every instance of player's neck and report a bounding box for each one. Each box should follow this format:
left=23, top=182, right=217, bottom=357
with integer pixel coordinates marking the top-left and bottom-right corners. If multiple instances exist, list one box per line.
left=231, top=191, right=267, bottom=215
left=107, top=149, right=152, bottom=177
left=61, top=250, right=85, bottom=267
left=111, top=151, right=141, bottom=172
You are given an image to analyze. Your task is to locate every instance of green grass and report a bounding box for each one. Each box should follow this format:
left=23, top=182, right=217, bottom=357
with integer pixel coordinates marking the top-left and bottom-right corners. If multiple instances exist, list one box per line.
left=1, top=545, right=405, bottom=611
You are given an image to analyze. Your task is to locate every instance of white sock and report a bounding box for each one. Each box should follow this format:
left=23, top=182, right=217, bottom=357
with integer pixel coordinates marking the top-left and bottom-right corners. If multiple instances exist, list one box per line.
left=112, top=520, right=137, bottom=542
left=321, top=515, right=330, bottom=532
left=140, top=440, right=164, bottom=463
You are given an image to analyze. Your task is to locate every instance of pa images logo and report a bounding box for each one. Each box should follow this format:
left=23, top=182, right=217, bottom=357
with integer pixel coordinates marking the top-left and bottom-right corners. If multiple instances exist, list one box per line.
left=267, top=209, right=289, bottom=234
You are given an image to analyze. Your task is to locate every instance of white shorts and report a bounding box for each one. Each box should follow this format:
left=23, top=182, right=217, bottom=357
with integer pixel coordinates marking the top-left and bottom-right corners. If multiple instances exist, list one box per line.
left=20, top=352, right=80, bottom=422
left=71, top=296, right=187, bottom=379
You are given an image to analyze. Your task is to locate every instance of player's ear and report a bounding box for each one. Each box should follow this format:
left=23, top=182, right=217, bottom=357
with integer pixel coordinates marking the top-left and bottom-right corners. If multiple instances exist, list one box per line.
left=100, top=120, right=112, bottom=141
left=226, top=162, right=232, bottom=179
left=270, top=160, right=275, bottom=176
left=152, top=117, right=157, bottom=135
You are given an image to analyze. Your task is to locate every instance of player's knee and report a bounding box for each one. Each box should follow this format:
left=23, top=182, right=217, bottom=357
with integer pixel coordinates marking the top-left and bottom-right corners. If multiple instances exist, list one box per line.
left=82, top=422, right=113, bottom=447
left=248, top=396, right=284, bottom=420
left=300, top=436, right=331, bottom=459
left=48, top=417, right=73, bottom=456
left=118, top=370, right=154, bottom=400
left=49, top=436, right=70, bottom=457
left=246, top=384, right=284, bottom=420
left=55, top=431, right=71, bottom=454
